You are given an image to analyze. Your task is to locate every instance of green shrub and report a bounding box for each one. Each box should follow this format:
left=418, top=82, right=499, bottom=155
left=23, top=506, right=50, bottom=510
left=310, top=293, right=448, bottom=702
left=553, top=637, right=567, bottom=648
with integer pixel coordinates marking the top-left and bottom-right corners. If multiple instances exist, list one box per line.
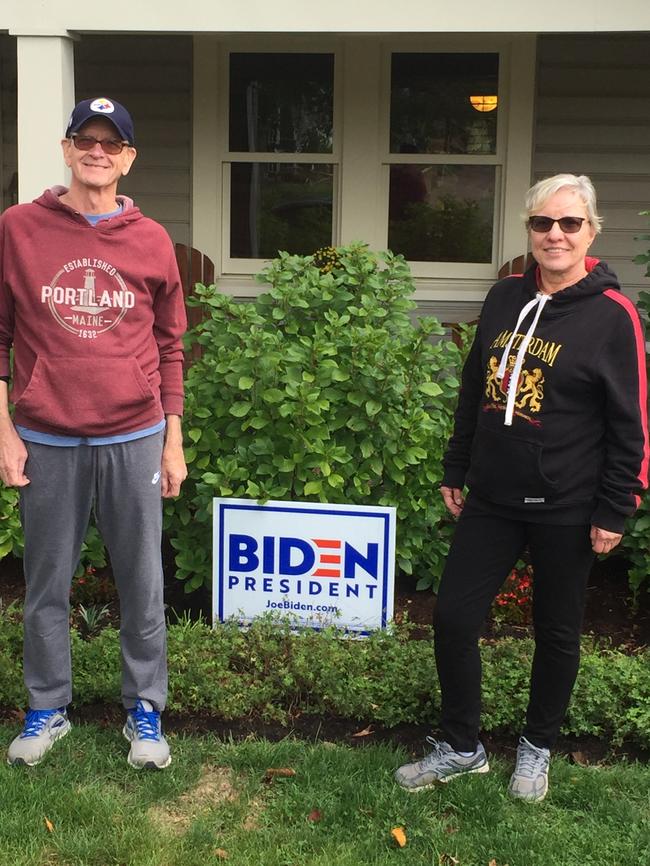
left=622, top=220, right=650, bottom=596
left=0, top=486, right=23, bottom=560
left=621, top=492, right=650, bottom=598
left=165, top=244, right=461, bottom=592
left=0, top=602, right=24, bottom=707
left=1, top=606, right=648, bottom=748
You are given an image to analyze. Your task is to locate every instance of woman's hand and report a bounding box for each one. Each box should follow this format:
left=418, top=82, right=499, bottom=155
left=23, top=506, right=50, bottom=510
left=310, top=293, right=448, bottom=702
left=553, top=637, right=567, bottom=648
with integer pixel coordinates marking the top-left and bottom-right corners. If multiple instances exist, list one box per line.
left=590, top=525, right=622, bottom=555
left=441, top=486, right=465, bottom=518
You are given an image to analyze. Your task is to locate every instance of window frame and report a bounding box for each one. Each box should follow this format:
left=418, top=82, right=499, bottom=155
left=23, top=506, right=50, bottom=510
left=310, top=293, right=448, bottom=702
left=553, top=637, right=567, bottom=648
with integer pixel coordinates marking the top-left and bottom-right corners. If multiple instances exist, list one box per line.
left=380, top=44, right=508, bottom=280
left=220, top=44, right=342, bottom=275
left=193, top=34, right=535, bottom=303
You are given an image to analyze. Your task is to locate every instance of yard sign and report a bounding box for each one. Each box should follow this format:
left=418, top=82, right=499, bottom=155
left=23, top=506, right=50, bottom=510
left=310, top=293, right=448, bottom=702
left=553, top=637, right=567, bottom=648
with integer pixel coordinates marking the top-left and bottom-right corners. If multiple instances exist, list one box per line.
left=213, top=498, right=396, bottom=633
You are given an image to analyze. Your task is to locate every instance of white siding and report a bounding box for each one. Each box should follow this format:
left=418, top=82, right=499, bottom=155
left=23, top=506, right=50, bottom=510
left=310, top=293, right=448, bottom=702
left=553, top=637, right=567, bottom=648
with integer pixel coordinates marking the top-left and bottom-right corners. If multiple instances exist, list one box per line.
left=533, top=33, right=650, bottom=303
left=74, top=34, right=192, bottom=245
left=2, top=0, right=650, bottom=36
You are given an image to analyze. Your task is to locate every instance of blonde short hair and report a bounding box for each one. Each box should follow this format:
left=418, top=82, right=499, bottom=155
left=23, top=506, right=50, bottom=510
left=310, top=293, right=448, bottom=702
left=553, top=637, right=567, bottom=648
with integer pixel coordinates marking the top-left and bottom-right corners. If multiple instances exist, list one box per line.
left=524, top=174, right=603, bottom=234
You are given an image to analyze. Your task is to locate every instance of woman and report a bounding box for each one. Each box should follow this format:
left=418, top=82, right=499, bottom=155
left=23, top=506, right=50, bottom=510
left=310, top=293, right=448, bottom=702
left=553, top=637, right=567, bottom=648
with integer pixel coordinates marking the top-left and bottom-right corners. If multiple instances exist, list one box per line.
left=395, top=174, right=649, bottom=801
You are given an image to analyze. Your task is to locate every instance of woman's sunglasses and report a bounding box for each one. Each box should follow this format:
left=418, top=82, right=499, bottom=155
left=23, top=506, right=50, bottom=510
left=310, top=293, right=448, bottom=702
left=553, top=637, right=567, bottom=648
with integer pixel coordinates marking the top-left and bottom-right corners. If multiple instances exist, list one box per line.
left=527, top=216, right=589, bottom=234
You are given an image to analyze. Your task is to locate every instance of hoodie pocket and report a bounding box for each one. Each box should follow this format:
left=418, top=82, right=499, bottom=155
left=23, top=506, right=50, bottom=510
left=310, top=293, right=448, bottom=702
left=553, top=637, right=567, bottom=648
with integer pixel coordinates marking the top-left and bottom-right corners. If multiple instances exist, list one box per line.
left=15, top=356, right=158, bottom=436
left=466, top=424, right=558, bottom=505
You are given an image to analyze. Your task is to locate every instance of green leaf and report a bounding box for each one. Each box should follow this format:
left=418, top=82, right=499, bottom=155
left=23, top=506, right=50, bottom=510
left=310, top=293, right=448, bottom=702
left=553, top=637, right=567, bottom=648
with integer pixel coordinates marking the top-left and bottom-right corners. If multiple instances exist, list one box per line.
left=360, top=439, right=374, bottom=459
left=238, top=376, right=255, bottom=389
left=419, top=381, right=443, bottom=397
left=262, top=388, right=285, bottom=403
left=365, top=400, right=382, bottom=417
left=229, top=401, right=252, bottom=417
left=347, top=391, right=365, bottom=407
left=303, top=480, right=323, bottom=495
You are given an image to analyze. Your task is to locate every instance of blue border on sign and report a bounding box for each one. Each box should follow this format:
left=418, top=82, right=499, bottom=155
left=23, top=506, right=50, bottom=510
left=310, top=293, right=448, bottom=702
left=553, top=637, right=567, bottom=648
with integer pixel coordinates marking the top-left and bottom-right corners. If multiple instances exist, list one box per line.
left=217, top=502, right=392, bottom=630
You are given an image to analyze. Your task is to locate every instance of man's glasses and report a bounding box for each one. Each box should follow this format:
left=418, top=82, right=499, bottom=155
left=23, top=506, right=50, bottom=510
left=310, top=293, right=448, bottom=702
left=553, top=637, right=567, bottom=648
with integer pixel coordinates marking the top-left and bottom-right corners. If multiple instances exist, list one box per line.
left=527, top=216, right=589, bottom=234
left=70, top=134, right=129, bottom=155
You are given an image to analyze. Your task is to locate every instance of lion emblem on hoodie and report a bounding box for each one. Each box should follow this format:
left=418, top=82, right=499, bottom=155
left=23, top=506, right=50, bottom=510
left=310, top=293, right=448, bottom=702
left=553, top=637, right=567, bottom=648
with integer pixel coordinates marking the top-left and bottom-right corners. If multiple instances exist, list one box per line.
left=485, top=355, right=544, bottom=413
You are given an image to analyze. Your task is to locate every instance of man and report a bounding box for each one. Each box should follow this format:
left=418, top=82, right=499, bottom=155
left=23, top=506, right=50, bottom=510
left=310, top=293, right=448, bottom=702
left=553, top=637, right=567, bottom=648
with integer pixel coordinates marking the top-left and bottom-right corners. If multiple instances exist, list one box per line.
left=0, top=97, right=187, bottom=768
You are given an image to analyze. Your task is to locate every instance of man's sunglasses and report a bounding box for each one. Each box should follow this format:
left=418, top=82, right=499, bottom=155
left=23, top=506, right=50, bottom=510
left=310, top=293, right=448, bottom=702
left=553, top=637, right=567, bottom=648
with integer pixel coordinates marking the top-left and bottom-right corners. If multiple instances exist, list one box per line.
left=70, top=134, right=130, bottom=155
left=527, top=216, right=589, bottom=234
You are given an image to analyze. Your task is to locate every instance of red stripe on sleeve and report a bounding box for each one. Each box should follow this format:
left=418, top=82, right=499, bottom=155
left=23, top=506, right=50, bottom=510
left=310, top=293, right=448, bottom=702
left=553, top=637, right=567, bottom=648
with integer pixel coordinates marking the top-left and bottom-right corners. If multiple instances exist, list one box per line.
left=604, top=289, right=649, bottom=502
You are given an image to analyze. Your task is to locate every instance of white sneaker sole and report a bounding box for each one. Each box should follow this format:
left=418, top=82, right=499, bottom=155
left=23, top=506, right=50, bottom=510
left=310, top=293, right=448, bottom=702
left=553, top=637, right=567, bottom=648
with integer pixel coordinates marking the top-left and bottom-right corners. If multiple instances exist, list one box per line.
left=7, top=719, right=71, bottom=767
left=508, top=776, right=548, bottom=802
left=123, top=724, right=171, bottom=770
left=400, top=760, right=490, bottom=792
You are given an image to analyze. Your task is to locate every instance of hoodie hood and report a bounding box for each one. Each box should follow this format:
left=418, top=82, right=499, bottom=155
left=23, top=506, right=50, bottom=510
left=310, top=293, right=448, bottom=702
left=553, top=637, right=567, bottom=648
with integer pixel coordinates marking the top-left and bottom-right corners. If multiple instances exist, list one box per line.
left=33, top=186, right=142, bottom=229
left=497, top=257, right=621, bottom=425
left=525, top=256, right=622, bottom=305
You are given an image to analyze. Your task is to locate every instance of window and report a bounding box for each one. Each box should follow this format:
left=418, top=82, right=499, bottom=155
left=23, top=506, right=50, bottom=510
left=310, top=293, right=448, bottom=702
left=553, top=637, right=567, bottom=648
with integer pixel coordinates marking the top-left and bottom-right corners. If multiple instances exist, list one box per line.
left=387, top=52, right=501, bottom=267
left=224, top=52, right=337, bottom=270
left=196, top=37, right=533, bottom=297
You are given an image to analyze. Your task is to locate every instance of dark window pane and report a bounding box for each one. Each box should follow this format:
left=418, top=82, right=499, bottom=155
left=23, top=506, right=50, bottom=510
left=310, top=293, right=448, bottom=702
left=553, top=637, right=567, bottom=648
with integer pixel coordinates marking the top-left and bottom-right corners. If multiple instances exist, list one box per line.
left=391, top=53, right=499, bottom=154
left=388, top=164, right=495, bottom=262
left=230, top=53, right=334, bottom=153
left=230, top=163, right=334, bottom=258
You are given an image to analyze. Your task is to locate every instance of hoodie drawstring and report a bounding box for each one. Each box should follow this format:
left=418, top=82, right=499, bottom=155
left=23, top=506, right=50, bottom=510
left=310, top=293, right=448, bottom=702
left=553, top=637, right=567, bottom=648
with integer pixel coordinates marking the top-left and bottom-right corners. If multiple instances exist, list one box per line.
left=496, top=293, right=551, bottom=426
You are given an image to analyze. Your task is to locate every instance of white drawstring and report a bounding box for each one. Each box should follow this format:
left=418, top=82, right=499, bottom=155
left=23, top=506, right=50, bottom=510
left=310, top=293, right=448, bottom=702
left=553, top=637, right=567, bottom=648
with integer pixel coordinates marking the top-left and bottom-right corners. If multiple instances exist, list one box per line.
left=496, top=293, right=551, bottom=426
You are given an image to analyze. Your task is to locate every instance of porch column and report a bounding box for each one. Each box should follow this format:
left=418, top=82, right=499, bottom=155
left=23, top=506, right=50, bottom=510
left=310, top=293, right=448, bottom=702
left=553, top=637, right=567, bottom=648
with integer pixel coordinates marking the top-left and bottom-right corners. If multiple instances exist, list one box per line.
left=11, top=31, right=76, bottom=203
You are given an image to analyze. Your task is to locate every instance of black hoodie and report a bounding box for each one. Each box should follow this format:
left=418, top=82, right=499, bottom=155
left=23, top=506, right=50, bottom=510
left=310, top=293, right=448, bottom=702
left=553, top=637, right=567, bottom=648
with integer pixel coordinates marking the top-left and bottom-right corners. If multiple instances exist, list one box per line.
left=442, top=257, right=649, bottom=533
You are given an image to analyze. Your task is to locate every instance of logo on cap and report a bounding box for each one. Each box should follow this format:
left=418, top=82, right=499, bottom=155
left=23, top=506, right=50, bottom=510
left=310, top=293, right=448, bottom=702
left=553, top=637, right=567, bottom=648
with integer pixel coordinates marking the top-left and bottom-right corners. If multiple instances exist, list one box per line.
left=90, top=98, right=115, bottom=114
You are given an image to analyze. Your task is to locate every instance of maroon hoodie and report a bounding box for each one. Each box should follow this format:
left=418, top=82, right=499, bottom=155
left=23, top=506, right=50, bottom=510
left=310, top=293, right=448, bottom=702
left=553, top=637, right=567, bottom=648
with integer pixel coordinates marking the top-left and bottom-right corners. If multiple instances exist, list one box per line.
left=0, top=187, right=186, bottom=437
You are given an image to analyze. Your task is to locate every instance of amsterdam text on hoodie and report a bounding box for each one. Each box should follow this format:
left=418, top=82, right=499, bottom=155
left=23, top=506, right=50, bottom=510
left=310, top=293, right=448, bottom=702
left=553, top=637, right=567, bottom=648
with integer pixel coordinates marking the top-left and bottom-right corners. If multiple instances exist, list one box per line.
left=0, top=188, right=187, bottom=437
left=442, top=258, right=649, bottom=533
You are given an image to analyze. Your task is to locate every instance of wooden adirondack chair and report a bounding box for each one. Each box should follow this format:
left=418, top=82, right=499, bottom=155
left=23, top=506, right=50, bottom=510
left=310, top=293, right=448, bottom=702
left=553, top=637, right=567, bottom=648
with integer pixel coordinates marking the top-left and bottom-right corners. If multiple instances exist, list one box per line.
left=174, top=243, right=215, bottom=368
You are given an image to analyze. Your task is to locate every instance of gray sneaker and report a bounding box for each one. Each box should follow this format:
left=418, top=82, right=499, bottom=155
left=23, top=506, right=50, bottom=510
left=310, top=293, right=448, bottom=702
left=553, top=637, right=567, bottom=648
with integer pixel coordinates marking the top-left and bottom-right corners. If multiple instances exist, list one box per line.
left=508, top=736, right=550, bottom=802
left=395, top=737, right=489, bottom=791
left=123, top=699, right=171, bottom=769
left=7, top=708, right=71, bottom=766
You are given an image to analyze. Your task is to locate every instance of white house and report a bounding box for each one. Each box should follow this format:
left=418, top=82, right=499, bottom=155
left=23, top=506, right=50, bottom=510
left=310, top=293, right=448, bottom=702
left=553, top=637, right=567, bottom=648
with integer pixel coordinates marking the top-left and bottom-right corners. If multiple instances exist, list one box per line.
left=1, top=1, right=649, bottom=320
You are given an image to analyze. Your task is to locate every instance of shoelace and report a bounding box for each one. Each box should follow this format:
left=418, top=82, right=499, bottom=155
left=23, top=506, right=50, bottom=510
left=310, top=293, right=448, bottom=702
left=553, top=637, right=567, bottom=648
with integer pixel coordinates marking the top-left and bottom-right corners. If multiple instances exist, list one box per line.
left=420, top=736, right=447, bottom=768
left=516, top=739, right=549, bottom=778
left=21, top=708, right=60, bottom=738
left=131, top=704, right=161, bottom=741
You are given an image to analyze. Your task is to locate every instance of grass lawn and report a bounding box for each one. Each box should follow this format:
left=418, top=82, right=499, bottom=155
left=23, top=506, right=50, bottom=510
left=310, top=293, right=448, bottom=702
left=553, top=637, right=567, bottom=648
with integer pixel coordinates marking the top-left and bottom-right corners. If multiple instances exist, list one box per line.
left=0, top=723, right=648, bottom=866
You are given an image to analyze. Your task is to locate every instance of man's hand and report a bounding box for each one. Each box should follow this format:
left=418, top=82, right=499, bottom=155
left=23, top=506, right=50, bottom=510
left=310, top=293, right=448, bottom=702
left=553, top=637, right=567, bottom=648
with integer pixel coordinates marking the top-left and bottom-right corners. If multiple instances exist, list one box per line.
left=440, top=485, right=464, bottom=518
left=590, top=525, right=622, bottom=555
left=161, top=414, right=187, bottom=498
left=0, top=420, right=29, bottom=487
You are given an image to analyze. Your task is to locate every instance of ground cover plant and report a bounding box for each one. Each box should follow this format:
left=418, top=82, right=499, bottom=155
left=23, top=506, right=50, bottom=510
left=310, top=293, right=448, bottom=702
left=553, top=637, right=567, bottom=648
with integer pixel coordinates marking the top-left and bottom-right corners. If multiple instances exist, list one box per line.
left=0, top=604, right=648, bottom=749
left=0, top=726, right=648, bottom=866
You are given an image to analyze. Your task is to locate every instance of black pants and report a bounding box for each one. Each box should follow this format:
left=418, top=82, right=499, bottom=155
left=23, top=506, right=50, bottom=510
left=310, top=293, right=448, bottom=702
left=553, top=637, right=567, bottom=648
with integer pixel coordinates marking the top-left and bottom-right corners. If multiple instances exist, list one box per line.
left=433, top=502, right=594, bottom=751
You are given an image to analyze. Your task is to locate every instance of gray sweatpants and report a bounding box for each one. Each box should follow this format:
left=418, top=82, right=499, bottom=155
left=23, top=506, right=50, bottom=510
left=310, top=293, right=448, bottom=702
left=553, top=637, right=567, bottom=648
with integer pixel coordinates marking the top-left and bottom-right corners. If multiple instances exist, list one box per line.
left=19, top=432, right=167, bottom=711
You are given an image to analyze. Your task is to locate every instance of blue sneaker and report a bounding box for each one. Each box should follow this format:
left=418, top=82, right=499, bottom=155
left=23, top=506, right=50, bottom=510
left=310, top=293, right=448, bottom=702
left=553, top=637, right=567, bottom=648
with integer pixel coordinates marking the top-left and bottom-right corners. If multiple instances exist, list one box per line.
left=123, top=699, right=171, bottom=769
left=7, top=708, right=71, bottom=766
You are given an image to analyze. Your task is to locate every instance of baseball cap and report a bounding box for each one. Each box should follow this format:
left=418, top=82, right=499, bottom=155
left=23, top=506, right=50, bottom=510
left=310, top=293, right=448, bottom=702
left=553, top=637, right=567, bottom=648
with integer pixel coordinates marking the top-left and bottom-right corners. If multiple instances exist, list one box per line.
left=65, top=97, right=135, bottom=145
